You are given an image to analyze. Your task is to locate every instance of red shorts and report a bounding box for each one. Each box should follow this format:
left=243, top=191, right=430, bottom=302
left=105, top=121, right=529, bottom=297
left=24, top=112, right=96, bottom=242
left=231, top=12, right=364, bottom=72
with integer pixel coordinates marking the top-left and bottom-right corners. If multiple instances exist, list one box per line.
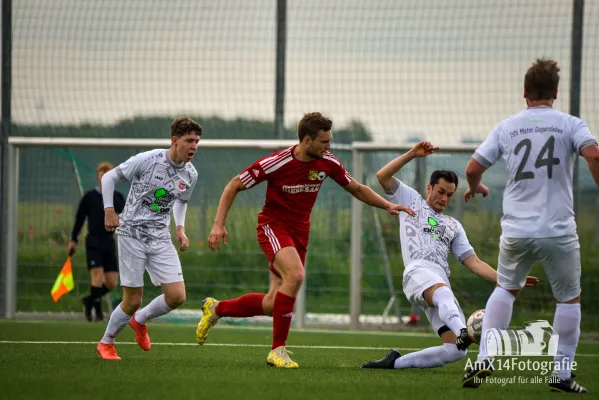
left=256, top=222, right=309, bottom=278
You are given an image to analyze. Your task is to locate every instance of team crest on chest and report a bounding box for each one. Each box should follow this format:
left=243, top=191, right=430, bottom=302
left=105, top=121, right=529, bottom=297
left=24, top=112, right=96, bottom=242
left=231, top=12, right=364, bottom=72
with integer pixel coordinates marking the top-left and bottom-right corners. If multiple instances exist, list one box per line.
left=179, top=181, right=186, bottom=190
left=308, top=170, right=327, bottom=181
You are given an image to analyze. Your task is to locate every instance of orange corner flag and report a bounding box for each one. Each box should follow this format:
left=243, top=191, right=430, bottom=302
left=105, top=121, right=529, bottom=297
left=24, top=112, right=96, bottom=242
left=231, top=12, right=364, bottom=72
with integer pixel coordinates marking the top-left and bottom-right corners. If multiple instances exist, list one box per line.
left=51, top=256, right=75, bottom=302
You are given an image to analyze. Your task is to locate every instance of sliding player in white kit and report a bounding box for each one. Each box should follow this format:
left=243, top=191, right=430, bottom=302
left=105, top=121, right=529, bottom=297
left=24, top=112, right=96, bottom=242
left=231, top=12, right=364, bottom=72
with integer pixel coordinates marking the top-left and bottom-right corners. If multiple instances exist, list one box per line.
left=462, top=58, right=599, bottom=393
left=361, top=141, right=539, bottom=371
left=96, top=117, right=201, bottom=360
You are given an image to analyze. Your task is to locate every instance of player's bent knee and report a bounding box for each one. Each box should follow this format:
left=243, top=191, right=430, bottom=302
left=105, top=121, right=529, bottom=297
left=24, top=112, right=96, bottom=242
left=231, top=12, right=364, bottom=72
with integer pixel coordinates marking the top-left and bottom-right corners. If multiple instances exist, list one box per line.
left=165, top=293, right=186, bottom=309
left=90, top=269, right=105, bottom=286
left=122, top=300, right=142, bottom=315
left=282, top=266, right=304, bottom=285
left=104, top=276, right=118, bottom=291
left=290, top=269, right=305, bottom=285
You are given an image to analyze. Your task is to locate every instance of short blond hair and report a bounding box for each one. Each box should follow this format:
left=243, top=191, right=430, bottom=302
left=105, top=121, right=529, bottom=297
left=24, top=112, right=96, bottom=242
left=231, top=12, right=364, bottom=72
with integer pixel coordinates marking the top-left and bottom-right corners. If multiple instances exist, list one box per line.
left=96, top=162, right=114, bottom=174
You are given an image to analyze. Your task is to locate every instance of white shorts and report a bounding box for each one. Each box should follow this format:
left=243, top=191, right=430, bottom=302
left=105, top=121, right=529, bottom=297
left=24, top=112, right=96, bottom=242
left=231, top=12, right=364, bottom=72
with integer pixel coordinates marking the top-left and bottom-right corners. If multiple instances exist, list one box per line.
left=497, top=233, right=581, bottom=302
left=403, top=263, right=465, bottom=336
left=118, top=234, right=183, bottom=287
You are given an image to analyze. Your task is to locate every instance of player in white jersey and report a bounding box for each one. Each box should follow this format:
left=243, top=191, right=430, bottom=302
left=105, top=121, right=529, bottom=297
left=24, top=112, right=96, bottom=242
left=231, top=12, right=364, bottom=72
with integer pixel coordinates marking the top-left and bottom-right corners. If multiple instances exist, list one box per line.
left=96, top=117, right=201, bottom=360
left=461, top=59, right=598, bottom=393
left=362, top=141, right=539, bottom=371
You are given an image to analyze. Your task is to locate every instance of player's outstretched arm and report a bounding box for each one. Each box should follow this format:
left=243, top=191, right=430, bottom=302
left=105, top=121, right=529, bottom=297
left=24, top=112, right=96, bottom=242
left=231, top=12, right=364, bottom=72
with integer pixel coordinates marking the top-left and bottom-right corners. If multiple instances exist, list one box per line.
left=581, top=145, right=599, bottom=189
left=462, top=254, right=540, bottom=288
left=208, top=176, right=246, bottom=252
left=343, top=179, right=416, bottom=216
left=464, top=159, right=489, bottom=202
left=462, top=255, right=497, bottom=283
left=376, top=141, right=438, bottom=192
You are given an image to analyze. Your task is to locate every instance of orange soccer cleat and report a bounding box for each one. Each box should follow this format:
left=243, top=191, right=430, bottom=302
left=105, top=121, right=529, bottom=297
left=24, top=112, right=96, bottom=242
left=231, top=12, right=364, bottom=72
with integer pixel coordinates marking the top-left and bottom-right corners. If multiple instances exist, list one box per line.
left=128, top=316, right=152, bottom=351
left=96, top=342, right=121, bottom=360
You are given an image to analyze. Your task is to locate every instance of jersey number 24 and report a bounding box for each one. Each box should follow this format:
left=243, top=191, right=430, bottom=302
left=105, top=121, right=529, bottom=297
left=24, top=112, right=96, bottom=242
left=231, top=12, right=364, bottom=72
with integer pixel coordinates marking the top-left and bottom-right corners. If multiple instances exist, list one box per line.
left=514, top=135, right=560, bottom=182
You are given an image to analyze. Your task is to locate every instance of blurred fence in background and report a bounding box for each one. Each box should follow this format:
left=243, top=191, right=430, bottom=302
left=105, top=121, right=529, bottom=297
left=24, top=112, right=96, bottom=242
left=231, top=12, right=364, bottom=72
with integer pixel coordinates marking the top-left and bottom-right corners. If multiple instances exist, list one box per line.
left=2, top=0, right=599, bottom=330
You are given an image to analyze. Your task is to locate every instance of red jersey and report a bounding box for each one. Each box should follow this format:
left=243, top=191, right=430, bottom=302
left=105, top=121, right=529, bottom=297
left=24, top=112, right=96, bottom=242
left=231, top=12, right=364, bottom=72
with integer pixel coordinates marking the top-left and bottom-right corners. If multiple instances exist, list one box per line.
left=238, top=145, right=352, bottom=233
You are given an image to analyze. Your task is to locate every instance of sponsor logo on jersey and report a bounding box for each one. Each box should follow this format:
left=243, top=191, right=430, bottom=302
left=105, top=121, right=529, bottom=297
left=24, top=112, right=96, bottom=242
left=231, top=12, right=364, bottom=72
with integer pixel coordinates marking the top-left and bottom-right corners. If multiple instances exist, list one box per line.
left=318, top=171, right=327, bottom=181
left=425, top=217, right=439, bottom=238
left=423, top=217, right=451, bottom=246
left=282, top=184, right=321, bottom=194
left=142, top=187, right=173, bottom=213
left=253, top=169, right=260, bottom=176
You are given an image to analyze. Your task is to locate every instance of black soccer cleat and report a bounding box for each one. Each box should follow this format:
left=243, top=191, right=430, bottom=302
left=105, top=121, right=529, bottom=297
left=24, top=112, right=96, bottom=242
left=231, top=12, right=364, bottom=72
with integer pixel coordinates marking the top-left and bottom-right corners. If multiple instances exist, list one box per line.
left=361, top=350, right=401, bottom=369
left=456, top=328, right=473, bottom=351
left=81, top=296, right=93, bottom=322
left=548, top=372, right=588, bottom=393
left=462, top=358, right=494, bottom=388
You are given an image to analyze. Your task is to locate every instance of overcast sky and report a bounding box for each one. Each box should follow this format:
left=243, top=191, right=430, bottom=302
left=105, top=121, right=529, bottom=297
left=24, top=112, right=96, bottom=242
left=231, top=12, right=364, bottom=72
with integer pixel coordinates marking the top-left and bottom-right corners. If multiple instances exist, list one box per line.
left=5, top=0, right=598, bottom=144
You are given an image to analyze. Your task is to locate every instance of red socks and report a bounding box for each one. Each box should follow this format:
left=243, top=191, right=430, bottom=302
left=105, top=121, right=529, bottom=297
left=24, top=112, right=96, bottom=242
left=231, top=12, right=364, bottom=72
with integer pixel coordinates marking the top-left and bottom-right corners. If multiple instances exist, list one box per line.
left=211, top=291, right=296, bottom=350
left=272, top=291, right=296, bottom=349
left=215, top=293, right=265, bottom=318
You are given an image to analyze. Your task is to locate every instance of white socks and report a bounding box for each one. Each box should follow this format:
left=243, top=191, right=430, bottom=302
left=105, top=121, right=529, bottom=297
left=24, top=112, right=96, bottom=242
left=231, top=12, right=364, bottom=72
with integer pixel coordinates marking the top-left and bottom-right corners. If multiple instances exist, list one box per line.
left=395, top=343, right=466, bottom=369
left=477, top=287, right=515, bottom=362
left=134, top=294, right=173, bottom=325
left=553, top=303, right=581, bottom=379
left=432, top=286, right=466, bottom=336
left=101, top=304, right=132, bottom=344
left=100, top=295, right=175, bottom=345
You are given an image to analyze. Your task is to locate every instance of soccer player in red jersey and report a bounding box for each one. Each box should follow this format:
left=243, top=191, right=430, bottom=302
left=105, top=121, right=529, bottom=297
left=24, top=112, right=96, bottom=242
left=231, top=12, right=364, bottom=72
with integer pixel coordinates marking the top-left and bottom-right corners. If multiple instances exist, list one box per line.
left=195, top=112, right=415, bottom=368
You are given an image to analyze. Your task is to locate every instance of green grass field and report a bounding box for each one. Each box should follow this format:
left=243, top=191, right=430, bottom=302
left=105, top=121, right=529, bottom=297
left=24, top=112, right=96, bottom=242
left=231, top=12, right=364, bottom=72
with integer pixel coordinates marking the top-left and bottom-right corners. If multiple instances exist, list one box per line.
left=1, top=320, right=597, bottom=400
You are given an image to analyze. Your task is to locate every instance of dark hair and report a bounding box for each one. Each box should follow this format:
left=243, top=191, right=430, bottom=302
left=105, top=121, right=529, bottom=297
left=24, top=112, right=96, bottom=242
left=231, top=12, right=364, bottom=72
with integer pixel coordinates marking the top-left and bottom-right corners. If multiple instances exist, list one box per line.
left=171, top=117, right=202, bottom=138
left=430, top=170, right=458, bottom=188
left=297, top=112, right=333, bottom=141
left=524, top=58, right=560, bottom=101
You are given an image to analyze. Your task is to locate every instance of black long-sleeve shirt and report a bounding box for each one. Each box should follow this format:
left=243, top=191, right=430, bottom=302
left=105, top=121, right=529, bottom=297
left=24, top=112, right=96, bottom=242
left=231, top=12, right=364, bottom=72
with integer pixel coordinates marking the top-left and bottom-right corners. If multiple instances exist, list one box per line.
left=71, top=187, right=126, bottom=249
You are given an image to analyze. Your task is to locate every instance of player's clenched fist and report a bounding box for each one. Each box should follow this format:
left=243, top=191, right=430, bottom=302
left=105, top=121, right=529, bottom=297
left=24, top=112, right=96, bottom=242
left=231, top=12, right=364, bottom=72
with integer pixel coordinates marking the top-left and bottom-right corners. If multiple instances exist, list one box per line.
left=176, top=227, right=190, bottom=252
left=104, top=208, right=119, bottom=232
left=409, top=141, right=439, bottom=158
left=208, top=224, right=228, bottom=252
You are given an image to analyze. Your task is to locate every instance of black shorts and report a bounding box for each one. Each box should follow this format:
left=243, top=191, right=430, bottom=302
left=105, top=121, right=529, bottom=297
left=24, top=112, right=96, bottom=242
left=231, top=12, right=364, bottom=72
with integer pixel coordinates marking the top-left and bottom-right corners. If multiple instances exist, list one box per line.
left=86, top=246, right=118, bottom=272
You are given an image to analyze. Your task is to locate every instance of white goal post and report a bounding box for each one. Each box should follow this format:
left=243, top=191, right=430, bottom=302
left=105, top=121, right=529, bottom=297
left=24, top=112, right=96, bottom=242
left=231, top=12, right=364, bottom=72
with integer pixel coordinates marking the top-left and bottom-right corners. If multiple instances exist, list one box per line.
left=2, top=136, right=478, bottom=329
left=1, top=137, right=352, bottom=320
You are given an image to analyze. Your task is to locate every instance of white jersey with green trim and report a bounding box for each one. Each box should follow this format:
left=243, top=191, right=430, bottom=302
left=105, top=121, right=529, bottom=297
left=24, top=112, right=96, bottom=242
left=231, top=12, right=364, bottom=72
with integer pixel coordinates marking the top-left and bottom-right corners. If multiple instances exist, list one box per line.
left=115, top=149, right=197, bottom=244
left=386, top=179, right=475, bottom=278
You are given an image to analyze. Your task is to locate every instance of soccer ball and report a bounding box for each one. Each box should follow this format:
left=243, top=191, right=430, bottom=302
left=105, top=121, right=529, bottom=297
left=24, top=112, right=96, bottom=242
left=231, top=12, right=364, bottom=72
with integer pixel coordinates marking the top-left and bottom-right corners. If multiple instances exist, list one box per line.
left=466, top=309, right=485, bottom=344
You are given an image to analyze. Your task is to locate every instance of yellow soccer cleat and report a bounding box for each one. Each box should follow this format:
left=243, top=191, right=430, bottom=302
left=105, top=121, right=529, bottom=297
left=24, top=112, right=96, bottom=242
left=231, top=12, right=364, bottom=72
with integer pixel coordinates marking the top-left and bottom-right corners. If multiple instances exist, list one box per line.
left=266, top=346, right=299, bottom=369
left=195, top=297, right=220, bottom=345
